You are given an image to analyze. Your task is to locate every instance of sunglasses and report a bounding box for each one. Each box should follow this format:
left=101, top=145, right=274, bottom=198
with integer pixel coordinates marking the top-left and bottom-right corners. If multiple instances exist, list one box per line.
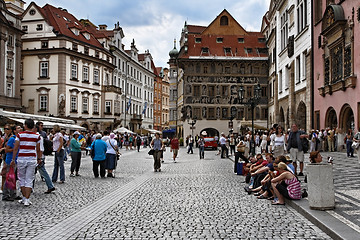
left=4, top=128, right=10, bottom=130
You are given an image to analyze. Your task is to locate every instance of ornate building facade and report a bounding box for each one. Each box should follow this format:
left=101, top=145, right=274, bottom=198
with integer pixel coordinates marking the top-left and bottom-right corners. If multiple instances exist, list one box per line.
left=161, top=68, right=170, bottom=130
left=313, top=1, right=359, bottom=131
left=153, top=67, right=162, bottom=131
left=0, top=0, right=22, bottom=111
left=176, top=10, right=268, bottom=138
left=263, top=0, right=312, bottom=131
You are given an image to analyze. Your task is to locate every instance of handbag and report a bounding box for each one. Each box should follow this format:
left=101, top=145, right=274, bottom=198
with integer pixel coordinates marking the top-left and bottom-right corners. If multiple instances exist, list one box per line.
left=352, top=141, right=359, bottom=149
left=5, top=166, right=16, bottom=190
left=148, top=149, right=155, bottom=155
left=237, top=143, right=245, bottom=153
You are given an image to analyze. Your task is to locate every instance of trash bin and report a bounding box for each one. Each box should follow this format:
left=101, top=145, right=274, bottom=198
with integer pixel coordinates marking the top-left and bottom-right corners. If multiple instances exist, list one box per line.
left=307, top=163, right=335, bottom=210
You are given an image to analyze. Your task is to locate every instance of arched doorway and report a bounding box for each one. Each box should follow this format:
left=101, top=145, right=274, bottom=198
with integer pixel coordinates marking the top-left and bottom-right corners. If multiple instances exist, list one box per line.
left=279, top=107, right=285, bottom=128
left=201, top=128, right=219, bottom=137
left=297, top=101, right=307, bottom=131
left=339, top=104, right=355, bottom=131
left=325, top=107, right=338, bottom=129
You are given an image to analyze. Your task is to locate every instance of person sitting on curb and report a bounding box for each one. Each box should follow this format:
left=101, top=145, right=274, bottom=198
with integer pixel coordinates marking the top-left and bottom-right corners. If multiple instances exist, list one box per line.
left=244, top=154, right=268, bottom=193
left=247, top=153, right=275, bottom=195
left=270, top=162, right=302, bottom=205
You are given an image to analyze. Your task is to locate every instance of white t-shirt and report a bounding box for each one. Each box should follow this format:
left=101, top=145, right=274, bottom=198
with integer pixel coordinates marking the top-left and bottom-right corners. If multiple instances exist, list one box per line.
left=106, top=139, right=118, bottom=154
left=219, top=136, right=226, bottom=145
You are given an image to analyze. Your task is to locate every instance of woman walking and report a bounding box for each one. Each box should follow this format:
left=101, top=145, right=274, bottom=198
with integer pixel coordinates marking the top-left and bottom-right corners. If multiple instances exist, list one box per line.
left=70, top=131, right=82, bottom=177
left=150, top=133, right=164, bottom=172
left=51, top=125, right=65, bottom=183
left=105, top=133, right=119, bottom=178
left=271, top=126, right=286, bottom=158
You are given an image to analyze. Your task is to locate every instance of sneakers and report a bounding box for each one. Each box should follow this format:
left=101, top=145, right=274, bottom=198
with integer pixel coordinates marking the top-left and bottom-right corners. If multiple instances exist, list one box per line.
left=298, top=172, right=304, bottom=176
left=70, top=173, right=75, bottom=177
left=18, top=197, right=25, bottom=204
left=24, top=199, right=32, bottom=206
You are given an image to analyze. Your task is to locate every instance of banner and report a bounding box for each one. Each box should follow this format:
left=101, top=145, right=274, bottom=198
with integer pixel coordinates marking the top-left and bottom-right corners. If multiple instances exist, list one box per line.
left=126, top=97, right=131, bottom=112
left=142, top=102, right=147, bottom=115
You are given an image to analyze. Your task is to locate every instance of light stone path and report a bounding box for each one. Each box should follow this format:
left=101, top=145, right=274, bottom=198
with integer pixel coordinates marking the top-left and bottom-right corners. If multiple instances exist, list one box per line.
left=1, top=148, right=331, bottom=239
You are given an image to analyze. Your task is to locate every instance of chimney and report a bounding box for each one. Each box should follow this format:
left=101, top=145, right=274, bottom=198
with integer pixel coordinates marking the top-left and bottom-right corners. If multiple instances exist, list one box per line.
left=99, top=24, right=108, bottom=30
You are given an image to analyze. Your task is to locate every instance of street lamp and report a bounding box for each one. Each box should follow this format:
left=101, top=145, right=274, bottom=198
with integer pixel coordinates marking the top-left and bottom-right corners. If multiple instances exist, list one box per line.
left=187, top=117, right=197, bottom=137
left=238, top=83, right=262, bottom=155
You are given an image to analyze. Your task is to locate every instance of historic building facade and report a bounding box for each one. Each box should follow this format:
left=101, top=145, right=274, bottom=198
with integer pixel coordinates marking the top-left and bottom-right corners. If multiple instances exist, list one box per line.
left=263, top=0, right=312, bottom=131
left=153, top=67, right=162, bottom=131
left=0, top=0, right=23, bottom=111
left=20, top=3, right=116, bottom=131
left=175, top=10, right=268, bottom=138
left=313, top=1, right=359, bottom=131
left=161, top=68, right=170, bottom=130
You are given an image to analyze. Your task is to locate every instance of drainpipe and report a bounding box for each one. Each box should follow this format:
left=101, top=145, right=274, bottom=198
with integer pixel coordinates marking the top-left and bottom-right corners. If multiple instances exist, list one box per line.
left=310, top=0, right=314, bottom=129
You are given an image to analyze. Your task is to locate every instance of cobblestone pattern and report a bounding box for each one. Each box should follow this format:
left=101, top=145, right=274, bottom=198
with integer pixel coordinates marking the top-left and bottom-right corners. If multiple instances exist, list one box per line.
left=0, top=149, right=151, bottom=239
left=69, top=150, right=330, bottom=240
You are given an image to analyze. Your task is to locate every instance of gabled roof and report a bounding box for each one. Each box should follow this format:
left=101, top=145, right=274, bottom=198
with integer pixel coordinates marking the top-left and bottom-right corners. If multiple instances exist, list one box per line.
left=39, top=4, right=104, bottom=49
left=186, top=25, right=206, bottom=34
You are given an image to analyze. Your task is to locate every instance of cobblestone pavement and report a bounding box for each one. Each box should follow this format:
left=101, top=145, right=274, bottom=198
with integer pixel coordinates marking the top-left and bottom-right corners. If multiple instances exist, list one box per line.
left=1, top=148, right=331, bottom=239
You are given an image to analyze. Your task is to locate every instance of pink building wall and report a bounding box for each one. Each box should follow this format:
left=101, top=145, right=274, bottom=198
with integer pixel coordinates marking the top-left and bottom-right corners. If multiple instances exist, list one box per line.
left=313, top=1, right=360, bottom=131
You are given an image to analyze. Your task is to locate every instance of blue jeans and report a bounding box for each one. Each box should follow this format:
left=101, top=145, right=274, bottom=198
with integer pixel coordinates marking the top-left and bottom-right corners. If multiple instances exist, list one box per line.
left=38, top=157, right=54, bottom=190
left=199, top=146, right=204, bottom=159
left=346, top=140, right=354, bottom=157
left=52, top=149, right=65, bottom=182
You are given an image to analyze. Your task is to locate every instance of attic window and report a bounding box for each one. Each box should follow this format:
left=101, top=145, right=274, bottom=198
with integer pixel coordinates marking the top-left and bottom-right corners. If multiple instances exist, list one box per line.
left=238, top=38, right=244, bottom=43
left=63, top=16, right=70, bottom=22
left=220, top=16, right=229, bottom=26
left=29, top=9, right=36, bottom=15
left=258, top=38, right=266, bottom=43
left=195, top=38, right=202, bottom=43
left=224, top=47, right=231, bottom=53
left=83, top=33, right=90, bottom=40
left=72, top=28, right=79, bottom=36
left=41, top=41, right=49, bottom=49
left=216, top=37, right=223, bottom=43
left=245, top=48, right=252, bottom=53
left=36, top=24, right=43, bottom=31
left=201, top=47, right=209, bottom=53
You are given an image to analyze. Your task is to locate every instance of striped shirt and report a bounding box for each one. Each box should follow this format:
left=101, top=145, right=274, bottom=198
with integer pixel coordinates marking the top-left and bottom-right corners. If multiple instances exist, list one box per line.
left=285, top=177, right=302, bottom=200
left=16, top=131, right=40, bottom=161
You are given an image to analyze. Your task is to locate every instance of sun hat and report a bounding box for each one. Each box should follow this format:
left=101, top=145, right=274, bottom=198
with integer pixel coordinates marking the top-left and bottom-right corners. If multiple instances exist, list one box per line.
left=73, top=131, right=80, bottom=135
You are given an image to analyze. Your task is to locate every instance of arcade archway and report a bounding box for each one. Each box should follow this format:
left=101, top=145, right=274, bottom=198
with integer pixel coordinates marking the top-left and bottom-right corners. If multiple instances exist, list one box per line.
left=297, top=101, right=306, bottom=131
left=339, top=104, right=354, bottom=131
left=200, top=128, right=219, bottom=137
left=325, top=107, right=338, bottom=129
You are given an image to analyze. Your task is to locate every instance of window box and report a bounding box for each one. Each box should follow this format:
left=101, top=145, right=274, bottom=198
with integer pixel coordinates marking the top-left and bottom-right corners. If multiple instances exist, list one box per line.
left=70, top=77, right=78, bottom=81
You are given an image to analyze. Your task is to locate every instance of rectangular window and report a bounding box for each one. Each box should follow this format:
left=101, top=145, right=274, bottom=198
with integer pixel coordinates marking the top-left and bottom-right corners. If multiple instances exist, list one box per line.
left=22, top=26, right=28, bottom=32
left=39, top=61, right=49, bottom=78
left=302, top=52, right=307, bottom=80
left=84, top=46, right=89, bottom=55
left=216, top=37, right=223, bottom=43
left=278, top=70, right=283, bottom=92
left=72, top=43, right=78, bottom=51
left=296, top=55, right=301, bottom=83
left=82, top=98, right=88, bottom=113
left=36, top=24, right=43, bottom=31
left=238, top=38, right=245, bottom=43
left=83, top=67, right=89, bottom=82
left=71, top=96, right=77, bottom=112
left=258, top=38, right=266, bottom=43
left=93, top=99, right=99, bottom=113
left=201, top=47, right=209, bottom=54
left=195, top=38, right=202, bottom=43
left=280, top=11, right=288, bottom=50
left=71, top=64, right=78, bottom=79
left=41, top=41, right=48, bottom=48
left=297, top=0, right=307, bottom=33
left=224, top=47, right=231, bottom=54
left=93, top=69, right=99, bottom=84
left=105, top=101, right=111, bottom=113
left=6, top=83, right=12, bottom=97
left=6, top=58, right=13, bottom=70
left=39, top=95, right=48, bottom=111
left=95, top=51, right=99, bottom=58
left=7, top=35, right=13, bottom=47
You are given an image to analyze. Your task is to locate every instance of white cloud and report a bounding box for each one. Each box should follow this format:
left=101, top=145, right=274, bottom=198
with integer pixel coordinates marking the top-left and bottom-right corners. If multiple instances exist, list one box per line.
left=26, top=0, right=270, bottom=68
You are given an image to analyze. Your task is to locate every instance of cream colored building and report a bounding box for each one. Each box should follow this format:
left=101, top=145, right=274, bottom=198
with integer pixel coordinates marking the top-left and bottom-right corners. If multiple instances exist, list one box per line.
left=20, top=3, right=117, bottom=131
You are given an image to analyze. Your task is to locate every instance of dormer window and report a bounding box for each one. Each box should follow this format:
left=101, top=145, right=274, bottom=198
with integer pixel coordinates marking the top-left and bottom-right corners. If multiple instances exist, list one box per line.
left=216, top=37, right=223, bottom=43
left=71, top=28, right=79, bottom=36
left=29, top=9, right=36, bottom=15
left=224, top=47, right=231, bottom=54
left=195, top=38, right=202, bottom=43
left=83, top=33, right=90, bottom=40
left=36, top=24, right=43, bottom=31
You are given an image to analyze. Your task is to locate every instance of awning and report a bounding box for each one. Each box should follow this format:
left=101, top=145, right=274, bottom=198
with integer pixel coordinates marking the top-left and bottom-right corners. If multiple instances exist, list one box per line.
left=7, top=118, right=85, bottom=130
left=114, top=127, right=134, bottom=134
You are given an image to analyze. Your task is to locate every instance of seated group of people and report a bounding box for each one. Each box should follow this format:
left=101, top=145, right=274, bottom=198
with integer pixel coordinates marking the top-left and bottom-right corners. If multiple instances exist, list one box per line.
left=243, top=153, right=302, bottom=205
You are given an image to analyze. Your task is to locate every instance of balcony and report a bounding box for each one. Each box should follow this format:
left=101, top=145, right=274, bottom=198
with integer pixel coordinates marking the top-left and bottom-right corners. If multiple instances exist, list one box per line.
left=103, top=85, right=122, bottom=94
left=131, top=114, right=142, bottom=121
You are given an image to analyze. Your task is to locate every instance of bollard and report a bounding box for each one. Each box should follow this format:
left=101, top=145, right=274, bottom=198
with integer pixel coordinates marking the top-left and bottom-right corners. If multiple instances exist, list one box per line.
left=307, top=163, right=335, bottom=210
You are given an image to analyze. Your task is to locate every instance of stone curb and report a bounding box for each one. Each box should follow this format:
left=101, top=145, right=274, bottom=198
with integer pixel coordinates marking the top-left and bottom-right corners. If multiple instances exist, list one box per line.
left=228, top=155, right=360, bottom=240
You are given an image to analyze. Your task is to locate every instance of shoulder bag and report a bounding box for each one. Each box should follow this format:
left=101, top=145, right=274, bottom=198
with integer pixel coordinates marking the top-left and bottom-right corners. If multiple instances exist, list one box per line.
left=108, top=139, right=120, bottom=160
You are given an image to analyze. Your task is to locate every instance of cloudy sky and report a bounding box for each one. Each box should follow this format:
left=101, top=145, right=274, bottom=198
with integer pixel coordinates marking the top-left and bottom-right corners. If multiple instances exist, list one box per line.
left=26, top=0, right=270, bottom=67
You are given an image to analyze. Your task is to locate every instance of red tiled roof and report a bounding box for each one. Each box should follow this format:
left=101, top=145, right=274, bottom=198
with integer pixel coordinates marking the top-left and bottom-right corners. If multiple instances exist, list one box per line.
left=187, top=25, right=206, bottom=34
left=42, top=4, right=104, bottom=49
left=138, top=53, right=145, bottom=61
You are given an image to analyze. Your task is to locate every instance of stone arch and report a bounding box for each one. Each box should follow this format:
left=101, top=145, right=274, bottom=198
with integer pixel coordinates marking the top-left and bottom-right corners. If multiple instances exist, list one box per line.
left=286, top=107, right=290, bottom=130
left=297, top=101, right=307, bottom=131
left=80, top=122, right=90, bottom=130
left=279, top=107, right=285, bottom=128
left=325, top=107, right=338, bottom=129
left=339, top=104, right=355, bottom=131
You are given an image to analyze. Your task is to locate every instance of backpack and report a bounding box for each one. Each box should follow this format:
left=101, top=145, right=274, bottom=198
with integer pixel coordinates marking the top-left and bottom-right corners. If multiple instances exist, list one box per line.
left=43, top=139, right=53, bottom=156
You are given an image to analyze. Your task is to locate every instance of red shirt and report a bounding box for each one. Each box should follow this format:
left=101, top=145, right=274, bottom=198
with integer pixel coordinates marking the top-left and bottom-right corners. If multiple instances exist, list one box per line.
left=170, top=138, right=179, bottom=149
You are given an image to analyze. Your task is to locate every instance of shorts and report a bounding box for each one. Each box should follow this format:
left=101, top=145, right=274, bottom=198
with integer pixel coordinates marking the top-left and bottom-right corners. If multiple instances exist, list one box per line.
left=17, top=160, right=37, bottom=188
left=290, top=148, right=304, bottom=163
left=276, top=181, right=291, bottom=200
left=172, top=149, right=179, bottom=157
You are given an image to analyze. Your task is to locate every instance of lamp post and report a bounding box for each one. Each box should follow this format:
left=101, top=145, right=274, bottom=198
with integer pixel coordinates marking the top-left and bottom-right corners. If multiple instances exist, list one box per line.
left=238, top=83, right=262, bottom=156
left=187, top=117, right=197, bottom=137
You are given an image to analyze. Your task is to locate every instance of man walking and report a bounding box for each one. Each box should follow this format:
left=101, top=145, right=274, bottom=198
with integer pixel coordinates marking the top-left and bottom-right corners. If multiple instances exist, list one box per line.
left=286, top=123, right=308, bottom=176
left=11, top=119, right=41, bottom=206
left=170, top=136, right=179, bottom=162
left=219, top=133, right=228, bottom=158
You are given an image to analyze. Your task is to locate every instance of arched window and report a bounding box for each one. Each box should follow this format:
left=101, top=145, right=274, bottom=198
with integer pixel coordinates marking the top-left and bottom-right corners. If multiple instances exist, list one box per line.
left=220, top=16, right=228, bottom=26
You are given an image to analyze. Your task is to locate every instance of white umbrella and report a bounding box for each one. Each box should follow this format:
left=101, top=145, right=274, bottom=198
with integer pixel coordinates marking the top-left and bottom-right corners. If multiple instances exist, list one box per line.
left=114, top=127, right=134, bottom=134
